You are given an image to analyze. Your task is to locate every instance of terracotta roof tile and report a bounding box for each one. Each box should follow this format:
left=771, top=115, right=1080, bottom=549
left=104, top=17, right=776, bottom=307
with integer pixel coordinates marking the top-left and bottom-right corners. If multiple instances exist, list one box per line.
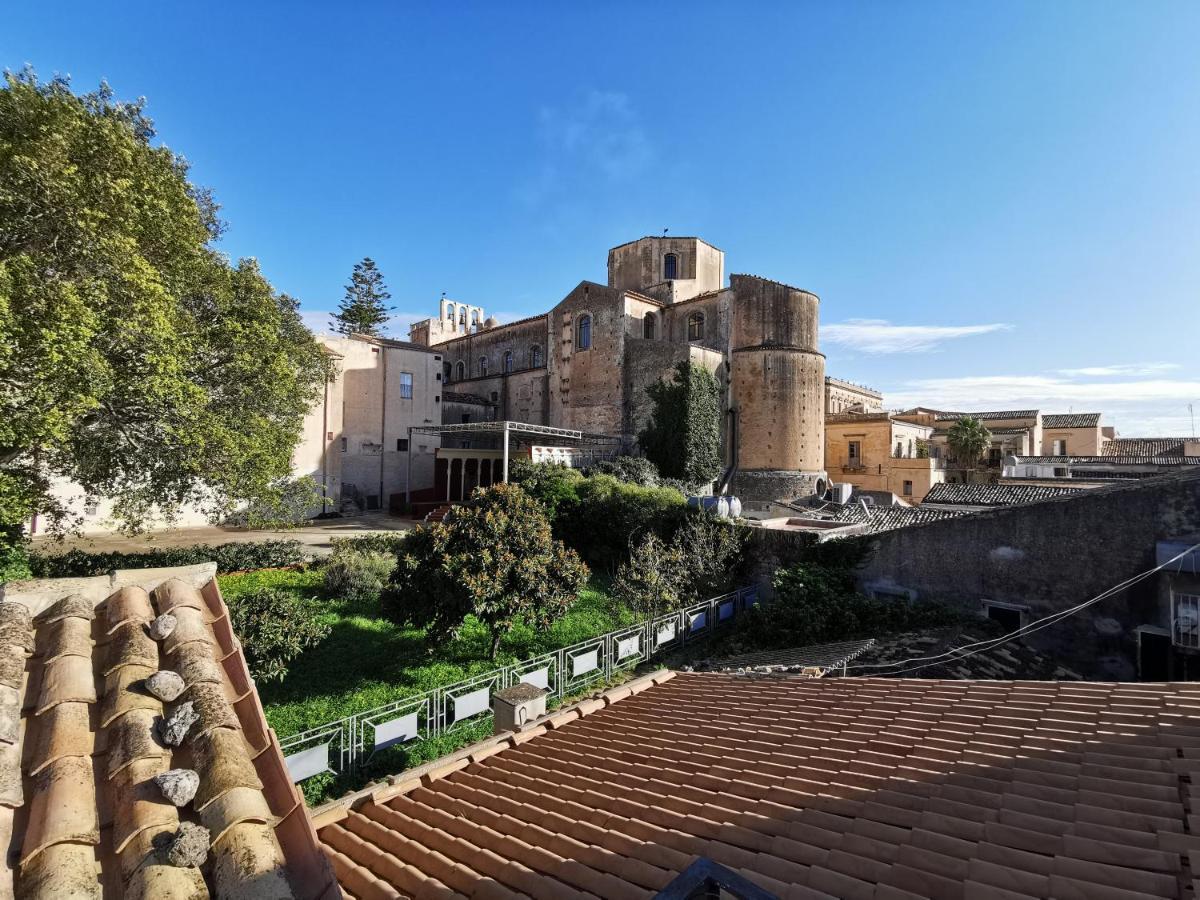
left=0, top=564, right=337, bottom=898
left=316, top=673, right=1200, bottom=898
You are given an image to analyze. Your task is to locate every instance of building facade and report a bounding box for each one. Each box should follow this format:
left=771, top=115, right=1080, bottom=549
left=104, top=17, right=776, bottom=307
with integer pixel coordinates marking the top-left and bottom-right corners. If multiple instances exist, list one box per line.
left=407, top=236, right=836, bottom=501
left=824, top=411, right=945, bottom=502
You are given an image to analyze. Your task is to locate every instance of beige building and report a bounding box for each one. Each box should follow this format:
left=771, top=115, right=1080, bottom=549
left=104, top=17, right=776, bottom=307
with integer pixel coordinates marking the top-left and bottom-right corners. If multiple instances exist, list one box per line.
left=825, top=377, right=883, bottom=414
left=824, top=412, right=945, bottom=502
left=1041, top=413, right=1106, bottom=456
left=407, top=235, right=836, bottom=501
left=298, top=334, right=443, bottom=513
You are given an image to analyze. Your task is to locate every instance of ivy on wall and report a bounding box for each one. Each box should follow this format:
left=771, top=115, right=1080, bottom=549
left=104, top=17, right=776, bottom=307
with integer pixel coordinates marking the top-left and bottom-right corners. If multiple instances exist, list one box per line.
left=639, top=362, right=722, bottom=488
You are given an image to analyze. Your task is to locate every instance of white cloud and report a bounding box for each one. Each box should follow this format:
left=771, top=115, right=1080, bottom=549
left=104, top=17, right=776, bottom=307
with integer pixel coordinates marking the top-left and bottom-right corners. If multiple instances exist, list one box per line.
left=1057, top=363, right=1180, bottom=377
left=883, top=371, right=1200, bottom=435
left=823, top=318, right=1012, bottom=354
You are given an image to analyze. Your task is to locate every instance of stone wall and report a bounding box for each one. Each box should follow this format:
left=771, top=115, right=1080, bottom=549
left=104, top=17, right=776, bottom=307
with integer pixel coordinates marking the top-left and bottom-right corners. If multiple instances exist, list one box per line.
left=624, top=340, right=726, bottom=447
left=547, top=282, right=628, bottom=435
left=439, top=315, right=549, bottom=384
left=741, top=470, right=1200, bottom=678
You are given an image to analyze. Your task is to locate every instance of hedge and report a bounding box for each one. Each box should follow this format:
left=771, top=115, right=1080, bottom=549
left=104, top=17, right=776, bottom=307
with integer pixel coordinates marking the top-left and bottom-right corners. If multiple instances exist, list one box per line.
left=27, top=540, right=310, bottom=578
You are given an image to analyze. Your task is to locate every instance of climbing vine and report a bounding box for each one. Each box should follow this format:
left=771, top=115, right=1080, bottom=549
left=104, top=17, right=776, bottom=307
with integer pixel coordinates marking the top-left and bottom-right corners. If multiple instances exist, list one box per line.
left=639, top=362, right=722, bottom=488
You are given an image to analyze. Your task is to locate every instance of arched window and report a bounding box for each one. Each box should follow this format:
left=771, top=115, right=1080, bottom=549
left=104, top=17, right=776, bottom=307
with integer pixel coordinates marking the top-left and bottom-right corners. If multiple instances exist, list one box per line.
left=445, top=305, right=455, bottom=321
left=577, top=314, right=592, bottom=350
left=503, top=350, right=514, bottom=373
left=459, top=309, right=467, bottom=325
left=478, top=356, right=488, bottom=376
left=643, top=312, right=656, bottom=339
left=455, top=360, right=465, bottom=381
left=687, top=311, right=704, bottom=341
left=529, top=345, right=543, bottom=367
left=664, top=253, right=678, bottom=280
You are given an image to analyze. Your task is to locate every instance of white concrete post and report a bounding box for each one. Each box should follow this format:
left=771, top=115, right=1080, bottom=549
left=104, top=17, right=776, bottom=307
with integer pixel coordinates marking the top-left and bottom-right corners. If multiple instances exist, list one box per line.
left=502, top=421, right=510, bottom=483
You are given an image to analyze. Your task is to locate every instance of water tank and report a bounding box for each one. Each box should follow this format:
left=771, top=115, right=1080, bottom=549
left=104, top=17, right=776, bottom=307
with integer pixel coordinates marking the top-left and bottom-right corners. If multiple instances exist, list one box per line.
left=687, top=496, right=742, bottom=519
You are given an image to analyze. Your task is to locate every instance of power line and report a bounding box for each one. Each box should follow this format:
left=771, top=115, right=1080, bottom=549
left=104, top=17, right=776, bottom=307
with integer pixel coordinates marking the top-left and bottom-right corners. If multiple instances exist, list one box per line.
left=846, top=541, right=1200, bottom=678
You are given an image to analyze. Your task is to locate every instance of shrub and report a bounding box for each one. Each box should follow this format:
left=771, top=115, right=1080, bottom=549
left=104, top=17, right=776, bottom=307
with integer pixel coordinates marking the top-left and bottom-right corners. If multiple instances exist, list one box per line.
left=587, top=456, right=660, bottom=487
left=555, top=474, right=687, bottom=571
left=322, top=548, right=396, bottom=609
left=611, top=511, right=745, bottom=617
left=383, top=483, right=588, bottom=659
left=737, top=561, right=959, bottom=650
left=328, top=532, right=409, bottom=557
left=227, top=587, right=331, bottom=682
left=506, top=460, right=582, bottom=523
left=28, top=540, right=309, bottom=578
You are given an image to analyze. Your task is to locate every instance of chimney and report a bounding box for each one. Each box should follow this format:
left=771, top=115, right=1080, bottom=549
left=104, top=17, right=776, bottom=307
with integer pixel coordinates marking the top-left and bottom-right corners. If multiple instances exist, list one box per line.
left=492, top=682, right=548, bottom=735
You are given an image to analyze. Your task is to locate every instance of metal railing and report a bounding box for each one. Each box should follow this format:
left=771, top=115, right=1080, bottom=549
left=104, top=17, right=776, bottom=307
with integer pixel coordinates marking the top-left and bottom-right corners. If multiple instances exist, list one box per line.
left=280, top=585, right=759, bottom=784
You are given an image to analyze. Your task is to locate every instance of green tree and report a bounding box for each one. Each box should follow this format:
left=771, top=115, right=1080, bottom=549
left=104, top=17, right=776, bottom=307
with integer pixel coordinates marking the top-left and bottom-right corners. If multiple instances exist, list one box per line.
left=383, top=483, right=588, bottom=659
left=227, top=587, right=331, bottom=682
left=946, top=416, right=992, bottom=476
left=0, top=70, right=329, bottom=547
left=333, top=257, right=393, bottom=335
left=639, top=362, right=722, bottom=487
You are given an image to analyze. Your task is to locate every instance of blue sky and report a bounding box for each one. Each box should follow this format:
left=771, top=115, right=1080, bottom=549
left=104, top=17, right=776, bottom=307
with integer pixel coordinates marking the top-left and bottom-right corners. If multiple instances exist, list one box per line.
left=6, top=1, right=1199, bottom=434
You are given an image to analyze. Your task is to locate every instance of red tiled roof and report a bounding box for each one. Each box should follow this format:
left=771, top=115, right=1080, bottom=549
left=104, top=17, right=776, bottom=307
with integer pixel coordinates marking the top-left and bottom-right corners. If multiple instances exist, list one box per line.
left=0, top=565, right=337, bottom=898
left=314, top=671, right=1200, bottom=899
left=1104, top=438, right=1199, bottom=458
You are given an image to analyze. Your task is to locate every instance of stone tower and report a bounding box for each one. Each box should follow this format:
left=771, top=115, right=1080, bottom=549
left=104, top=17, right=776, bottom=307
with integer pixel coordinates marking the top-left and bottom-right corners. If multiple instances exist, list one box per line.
left=607, top=236, right=724, bottom=303
left=728, top=275, right=827, bottom=501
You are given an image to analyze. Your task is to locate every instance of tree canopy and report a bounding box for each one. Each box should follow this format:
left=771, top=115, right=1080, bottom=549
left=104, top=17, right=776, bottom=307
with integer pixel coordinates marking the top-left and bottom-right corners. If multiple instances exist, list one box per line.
left=0, top=70, right=330, bottom=545
left=334, top=257, right=393, bottom=335
left=638, top=362, right=723, bottom=488
left=383, top=483, right=588, bottom=659
left=947, top=416, right=992, bottom=470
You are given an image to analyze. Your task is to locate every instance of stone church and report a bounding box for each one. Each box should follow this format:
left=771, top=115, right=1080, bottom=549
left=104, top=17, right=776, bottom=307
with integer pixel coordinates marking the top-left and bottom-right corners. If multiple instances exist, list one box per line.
left=408, top=235, right=848, bottom=501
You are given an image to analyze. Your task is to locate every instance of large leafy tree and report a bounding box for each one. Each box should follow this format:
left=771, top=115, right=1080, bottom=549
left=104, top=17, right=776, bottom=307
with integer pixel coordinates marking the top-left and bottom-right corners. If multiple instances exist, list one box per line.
left=333, top=257, right=393, bottom=335
left=383, top=483, right=588, bottom=659
left=0, top=70, right=330, bottom=544
left=639, top=362, right=722, bottom=487
left=946, top=416, right=992, bottom=475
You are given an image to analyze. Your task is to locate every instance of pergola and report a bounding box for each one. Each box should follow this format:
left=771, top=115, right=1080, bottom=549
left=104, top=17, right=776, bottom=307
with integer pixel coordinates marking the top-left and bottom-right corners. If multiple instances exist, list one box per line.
left=404, top=420, right=622, bottom=504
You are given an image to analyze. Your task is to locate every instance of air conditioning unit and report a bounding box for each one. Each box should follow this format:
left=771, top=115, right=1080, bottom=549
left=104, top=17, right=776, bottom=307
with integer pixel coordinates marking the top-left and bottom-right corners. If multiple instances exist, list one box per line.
left=830, top=482, right=853, bottom=505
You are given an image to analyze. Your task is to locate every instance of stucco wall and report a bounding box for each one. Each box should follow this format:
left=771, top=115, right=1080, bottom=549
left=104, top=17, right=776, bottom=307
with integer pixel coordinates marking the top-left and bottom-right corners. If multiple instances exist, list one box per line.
left=1042, top=425, right=1104, bottom=456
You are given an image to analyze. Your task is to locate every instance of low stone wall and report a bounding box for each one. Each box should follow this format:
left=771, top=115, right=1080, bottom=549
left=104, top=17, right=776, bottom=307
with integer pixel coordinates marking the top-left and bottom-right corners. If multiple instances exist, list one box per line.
left=740, top=470, right=1200, bottom=678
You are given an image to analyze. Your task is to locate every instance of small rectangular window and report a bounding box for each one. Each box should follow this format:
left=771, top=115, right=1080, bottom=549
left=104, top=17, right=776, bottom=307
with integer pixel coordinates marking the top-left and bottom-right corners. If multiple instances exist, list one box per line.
left=848, top=441, right=861, bottom=461
left=340, top=437, right=347, bottom=452
left=436, top=372, right=442, bottom=382
left=903, top=480, right=913, bottom=496
left=434, top=395, right=440, bottom=403
left=461, top=414, right=471, bottom=424
left=1053, top=439, right=1066, bottom=456
left=1054, top=466, right=1069, bottom=477
left=399, top=372, right=413, bottom=399
left=397, top=439, right=409, bottom=451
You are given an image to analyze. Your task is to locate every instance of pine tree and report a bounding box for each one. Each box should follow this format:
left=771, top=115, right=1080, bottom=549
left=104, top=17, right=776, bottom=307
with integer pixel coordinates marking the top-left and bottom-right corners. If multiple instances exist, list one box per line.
left=333, top=257, right=393, bottom=335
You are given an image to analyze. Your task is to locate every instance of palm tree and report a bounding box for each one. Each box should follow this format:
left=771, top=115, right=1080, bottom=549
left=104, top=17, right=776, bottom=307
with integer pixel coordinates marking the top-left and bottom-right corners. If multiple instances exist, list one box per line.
left=947, top=416, right=992, bottom=479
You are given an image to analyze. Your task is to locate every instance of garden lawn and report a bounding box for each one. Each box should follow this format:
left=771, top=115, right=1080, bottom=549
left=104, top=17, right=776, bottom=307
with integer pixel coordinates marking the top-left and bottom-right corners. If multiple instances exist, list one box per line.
left=217, top=566, right=634, bottom=741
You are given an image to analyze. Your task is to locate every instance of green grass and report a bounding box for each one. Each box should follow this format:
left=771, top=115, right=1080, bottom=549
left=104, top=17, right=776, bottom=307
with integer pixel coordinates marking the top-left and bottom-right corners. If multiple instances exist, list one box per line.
left=217, top=567, right=634, bottom=741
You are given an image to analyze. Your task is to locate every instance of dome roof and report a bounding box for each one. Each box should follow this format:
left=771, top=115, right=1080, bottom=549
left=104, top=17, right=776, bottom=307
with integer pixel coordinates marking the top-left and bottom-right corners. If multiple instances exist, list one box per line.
left=484, top=316, right=499, bottom=328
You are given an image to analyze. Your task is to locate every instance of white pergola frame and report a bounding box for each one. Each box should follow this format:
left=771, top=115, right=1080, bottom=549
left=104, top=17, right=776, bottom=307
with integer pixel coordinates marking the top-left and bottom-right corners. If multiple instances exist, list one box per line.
left=404, top=420, right=621, bottom=505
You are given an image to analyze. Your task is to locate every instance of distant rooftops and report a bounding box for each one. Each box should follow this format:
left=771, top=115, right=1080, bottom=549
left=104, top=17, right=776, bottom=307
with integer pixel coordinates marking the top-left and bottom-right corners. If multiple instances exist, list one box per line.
left=1104, top=437, right=1200, bottom=457
left=922, top=482, right=1085, bottom=508
left=1044, top=413, right=1102, bottom=428
left=934, top=410, right=1039, bottom=421
left=824, top=376, right=883, bottom=397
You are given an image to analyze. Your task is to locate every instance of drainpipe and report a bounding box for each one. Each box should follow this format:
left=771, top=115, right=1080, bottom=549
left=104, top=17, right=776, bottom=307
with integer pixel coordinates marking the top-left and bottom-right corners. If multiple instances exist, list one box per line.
left=379, top=344, right=387, bottom=509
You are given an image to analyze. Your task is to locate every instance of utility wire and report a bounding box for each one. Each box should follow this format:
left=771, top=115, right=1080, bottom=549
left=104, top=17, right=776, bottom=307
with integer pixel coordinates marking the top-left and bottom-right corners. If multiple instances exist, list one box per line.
left=845, top=541, right=1200, bottom=678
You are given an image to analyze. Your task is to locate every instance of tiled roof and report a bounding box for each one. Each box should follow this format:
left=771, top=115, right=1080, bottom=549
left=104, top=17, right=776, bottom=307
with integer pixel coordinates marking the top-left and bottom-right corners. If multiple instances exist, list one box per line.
left=1104, top=438, right=1199, bottom=458
left=315, top=670, right=1200, bottom=899
left=933, top=410, right=1039, bottom=421
left=0, top=565, right=336, bottom=898
left=690, top=640, right=878, bottom=674
left=827, top=503, right=967, bottom=534
left=922, top=482, right=1084, bottom=507
left=1015, top=455, right=1200, bottom=466
left=1043, top=413, right=1102, bottom=428
left=848, top=628, right=1085, bottom=680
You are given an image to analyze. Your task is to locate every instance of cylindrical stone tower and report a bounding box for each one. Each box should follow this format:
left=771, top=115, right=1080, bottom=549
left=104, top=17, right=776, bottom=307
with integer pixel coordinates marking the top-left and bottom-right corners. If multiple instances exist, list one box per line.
left=728, top=274, right=827, bottom=501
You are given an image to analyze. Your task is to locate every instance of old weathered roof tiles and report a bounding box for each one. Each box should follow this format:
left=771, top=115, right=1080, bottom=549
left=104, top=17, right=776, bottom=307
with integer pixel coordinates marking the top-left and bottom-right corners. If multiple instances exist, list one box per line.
left=1104, top=437, right=1199, bottom=457
left=933, top=410, right=1039, bottom=422
left=1043, top=413, right=1102, bottom=428
left=0, top=565, right=337, bottom=899
left=922, top=482, right=1085, bottom=507
left=313, top=671, right=1200, bottom=899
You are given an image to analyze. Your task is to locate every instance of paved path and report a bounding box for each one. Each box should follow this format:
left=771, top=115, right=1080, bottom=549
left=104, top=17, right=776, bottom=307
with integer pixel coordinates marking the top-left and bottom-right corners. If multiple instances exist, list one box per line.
left=30, top=514, right=418, bottom=558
